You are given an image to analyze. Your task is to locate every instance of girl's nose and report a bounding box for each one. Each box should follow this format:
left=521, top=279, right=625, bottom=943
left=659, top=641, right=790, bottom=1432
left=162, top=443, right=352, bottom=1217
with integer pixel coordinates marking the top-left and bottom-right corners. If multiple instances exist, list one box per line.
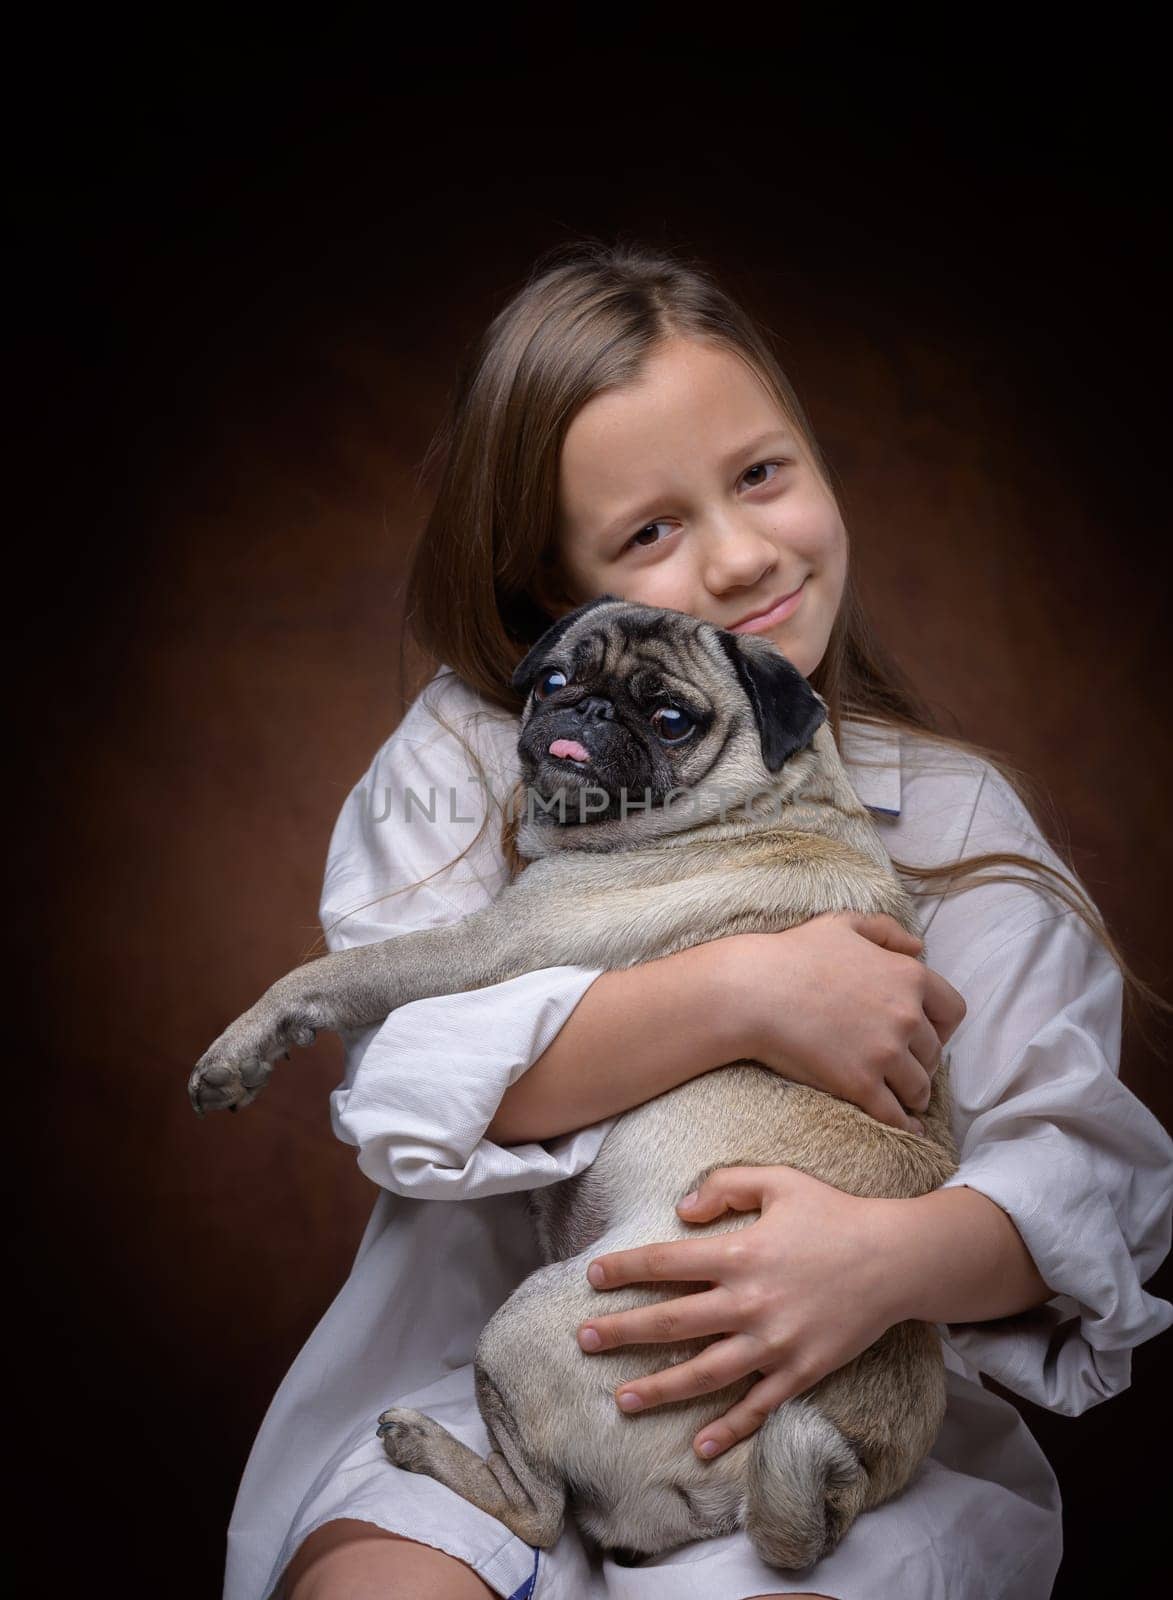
left=701, top=518, right=778, bottom=595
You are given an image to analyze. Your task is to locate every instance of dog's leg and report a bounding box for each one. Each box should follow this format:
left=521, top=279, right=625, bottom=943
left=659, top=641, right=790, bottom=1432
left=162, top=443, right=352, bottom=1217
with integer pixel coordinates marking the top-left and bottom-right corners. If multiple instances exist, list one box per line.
left=187, top=909, right=515, bottom=1114
left=191, top=852, right=906, bottom=1115
left=377, top=1369, right=565, bottom=1548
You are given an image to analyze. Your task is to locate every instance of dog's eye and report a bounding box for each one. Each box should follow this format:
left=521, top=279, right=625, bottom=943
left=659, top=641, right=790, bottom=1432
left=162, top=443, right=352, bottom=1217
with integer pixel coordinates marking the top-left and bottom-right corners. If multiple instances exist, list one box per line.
left=534, top=669, right=569, bottom=700
left=651, top=706, right=697, bottom=744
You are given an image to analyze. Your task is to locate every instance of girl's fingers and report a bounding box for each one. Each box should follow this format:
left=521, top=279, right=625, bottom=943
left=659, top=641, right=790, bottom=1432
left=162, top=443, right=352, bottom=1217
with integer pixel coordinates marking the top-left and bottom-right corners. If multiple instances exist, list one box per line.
left=885, top=1049, right=933, bottom=1114
left=861, top=1081, right=924, bottom=1136
left=586, top=1233, right=736, bottom=1289
left=608, top=1331, right=765, bottom=1413
left=908, top=1013, right=945, bottom=1081
left=577, top=1287, right=734, bottom=1353
left=692, top=1367, right=810, bottom=1459
left=674, top=1166, right=775, bottom=1220
left=846, top=912, right=923, bottom=955
left=923, top=966, right=967, bottom=1043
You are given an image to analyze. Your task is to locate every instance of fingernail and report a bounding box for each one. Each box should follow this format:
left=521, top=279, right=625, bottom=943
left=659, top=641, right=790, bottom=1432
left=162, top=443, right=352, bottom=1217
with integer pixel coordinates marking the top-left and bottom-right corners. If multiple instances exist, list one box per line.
left=699, top=1439, right=720, bottom=1457
left=587, top=1264, right=605, bottom=1287
left=678, top=1190, right=698, bottom=1210
left=617, top=1392, right=643, bottom=1412
left=578, top=1327, right=602, bottom=1351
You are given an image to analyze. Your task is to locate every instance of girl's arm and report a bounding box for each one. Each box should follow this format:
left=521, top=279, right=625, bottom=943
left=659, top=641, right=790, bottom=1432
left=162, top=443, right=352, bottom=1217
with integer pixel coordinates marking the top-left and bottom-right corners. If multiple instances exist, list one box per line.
left=488, top=911, right=953, bottom=1143
left=875, top=1185, right=1051, bottom=1320
left=486, top=943, right=744, bottom=1144
left=575, top=881, right=1173, bottom=1456
left=925, top=907, right=1173, bottom=1405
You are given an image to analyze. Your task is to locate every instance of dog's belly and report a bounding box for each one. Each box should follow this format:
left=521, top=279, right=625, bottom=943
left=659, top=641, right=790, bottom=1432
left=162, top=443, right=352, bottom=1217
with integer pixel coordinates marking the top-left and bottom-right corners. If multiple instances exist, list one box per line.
left=529, top=1062, right=956, bottom=1265
left=480, top=1064, right=957, bottom=1543
left=608, top=1061, right=956, bottom=1198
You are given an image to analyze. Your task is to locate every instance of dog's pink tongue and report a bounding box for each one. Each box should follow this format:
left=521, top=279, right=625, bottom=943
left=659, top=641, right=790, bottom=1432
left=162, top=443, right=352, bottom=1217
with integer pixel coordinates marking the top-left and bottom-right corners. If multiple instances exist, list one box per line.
left=549, top=738, right=590, bottom=762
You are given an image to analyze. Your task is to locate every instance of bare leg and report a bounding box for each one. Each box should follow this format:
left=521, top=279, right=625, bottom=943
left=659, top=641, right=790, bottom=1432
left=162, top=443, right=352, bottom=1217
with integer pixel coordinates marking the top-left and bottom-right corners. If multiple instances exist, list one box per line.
left=278, top=1519, right=497, bottom=1600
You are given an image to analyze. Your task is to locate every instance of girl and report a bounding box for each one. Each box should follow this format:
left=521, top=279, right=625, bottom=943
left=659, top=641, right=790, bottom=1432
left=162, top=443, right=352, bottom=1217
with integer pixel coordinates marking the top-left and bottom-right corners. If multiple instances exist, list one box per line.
left=226, top=240, right=1173, bottom=1600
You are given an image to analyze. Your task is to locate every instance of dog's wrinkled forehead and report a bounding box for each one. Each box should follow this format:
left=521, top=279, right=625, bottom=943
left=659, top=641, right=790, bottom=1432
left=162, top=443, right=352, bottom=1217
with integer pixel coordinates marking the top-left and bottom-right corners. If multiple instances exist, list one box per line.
left=510, top=595, right=714, bottom=702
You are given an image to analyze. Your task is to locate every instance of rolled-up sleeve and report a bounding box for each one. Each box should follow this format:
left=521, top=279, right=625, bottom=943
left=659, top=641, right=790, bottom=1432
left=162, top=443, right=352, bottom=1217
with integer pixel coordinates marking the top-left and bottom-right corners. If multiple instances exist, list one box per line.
left=332, top=968, right=614, bottom=1199
left=938, top=909, right=1173, bottom=1414
left=318, top=673, right=614, bottom=1200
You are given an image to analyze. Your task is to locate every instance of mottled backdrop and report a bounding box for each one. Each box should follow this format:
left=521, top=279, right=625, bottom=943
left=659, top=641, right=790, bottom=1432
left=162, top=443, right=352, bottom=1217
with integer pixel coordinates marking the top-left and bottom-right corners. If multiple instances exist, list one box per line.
left=17, top=34, right=1170, bottom=1597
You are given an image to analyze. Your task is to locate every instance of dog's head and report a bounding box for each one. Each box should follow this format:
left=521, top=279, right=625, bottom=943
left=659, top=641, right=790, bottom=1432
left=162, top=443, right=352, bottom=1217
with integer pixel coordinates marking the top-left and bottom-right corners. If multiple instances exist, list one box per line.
left=509, top=595, right=827, bottom=831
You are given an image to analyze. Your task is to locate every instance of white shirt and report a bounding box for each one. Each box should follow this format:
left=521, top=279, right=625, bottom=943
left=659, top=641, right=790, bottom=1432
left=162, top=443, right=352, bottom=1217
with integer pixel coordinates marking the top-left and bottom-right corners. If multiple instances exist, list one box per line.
left=224, top=667, right=1173, bottom=1600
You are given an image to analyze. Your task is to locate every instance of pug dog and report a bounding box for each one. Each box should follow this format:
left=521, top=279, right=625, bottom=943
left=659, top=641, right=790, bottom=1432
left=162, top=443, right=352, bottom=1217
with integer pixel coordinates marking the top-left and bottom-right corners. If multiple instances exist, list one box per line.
left=189, top=595, right=958, bottom=1572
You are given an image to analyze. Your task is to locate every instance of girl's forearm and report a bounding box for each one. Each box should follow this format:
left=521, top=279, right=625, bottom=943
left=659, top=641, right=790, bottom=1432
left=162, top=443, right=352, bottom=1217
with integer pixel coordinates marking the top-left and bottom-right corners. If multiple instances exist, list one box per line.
left=486, top=943, right=742, bottom=1144
left=879, top=1184, right=1053, bottom=1326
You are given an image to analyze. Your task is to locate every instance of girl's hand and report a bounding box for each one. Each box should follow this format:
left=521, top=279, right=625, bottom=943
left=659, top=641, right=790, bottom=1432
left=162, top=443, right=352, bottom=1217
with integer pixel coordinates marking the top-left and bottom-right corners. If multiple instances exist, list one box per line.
left=576, top=1164, right=905, bottom=1460
left=711, top=911, right=967, bottom=1133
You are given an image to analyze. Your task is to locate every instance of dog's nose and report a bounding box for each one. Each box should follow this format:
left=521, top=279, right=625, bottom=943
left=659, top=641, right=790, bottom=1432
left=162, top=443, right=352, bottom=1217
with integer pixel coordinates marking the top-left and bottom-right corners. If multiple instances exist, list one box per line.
left=576, top=695, right=615, bottom=722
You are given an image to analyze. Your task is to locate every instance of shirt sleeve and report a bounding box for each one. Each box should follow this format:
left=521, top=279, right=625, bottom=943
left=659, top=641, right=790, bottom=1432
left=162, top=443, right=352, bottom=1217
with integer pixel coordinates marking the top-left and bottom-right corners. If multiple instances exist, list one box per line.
left=318, top=670, right=614, bottom=1199
left=936, top=906, right=1173, bottom=1415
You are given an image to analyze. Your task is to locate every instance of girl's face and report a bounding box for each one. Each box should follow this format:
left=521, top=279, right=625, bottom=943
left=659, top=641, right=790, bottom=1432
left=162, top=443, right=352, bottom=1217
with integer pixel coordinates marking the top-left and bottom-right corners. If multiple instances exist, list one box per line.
left=545, top=335, right=848, bottom=678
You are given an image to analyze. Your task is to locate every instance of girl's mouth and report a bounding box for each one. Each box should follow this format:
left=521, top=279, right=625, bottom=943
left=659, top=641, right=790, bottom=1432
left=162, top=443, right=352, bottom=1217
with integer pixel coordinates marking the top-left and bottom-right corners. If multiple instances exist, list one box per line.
left=729, top=578, right=808, bottom=634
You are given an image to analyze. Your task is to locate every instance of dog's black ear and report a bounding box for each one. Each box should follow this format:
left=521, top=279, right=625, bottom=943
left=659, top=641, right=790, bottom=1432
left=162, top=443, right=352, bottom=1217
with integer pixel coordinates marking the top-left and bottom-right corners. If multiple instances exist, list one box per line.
left=509, top=594, right=621, bottom=696
left=715, top=631, right=827, bottom=771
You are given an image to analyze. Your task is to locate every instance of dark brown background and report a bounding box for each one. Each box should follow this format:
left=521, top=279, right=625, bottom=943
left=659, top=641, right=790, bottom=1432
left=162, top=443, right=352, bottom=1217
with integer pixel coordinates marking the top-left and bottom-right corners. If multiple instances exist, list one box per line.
left=15, top=30, right=1171, bottom=1595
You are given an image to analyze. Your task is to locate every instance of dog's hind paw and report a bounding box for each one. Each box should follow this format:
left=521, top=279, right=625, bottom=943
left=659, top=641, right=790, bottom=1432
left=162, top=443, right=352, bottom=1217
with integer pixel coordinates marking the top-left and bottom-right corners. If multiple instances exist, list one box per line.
left=376, top=1407, right=444, bottom=1473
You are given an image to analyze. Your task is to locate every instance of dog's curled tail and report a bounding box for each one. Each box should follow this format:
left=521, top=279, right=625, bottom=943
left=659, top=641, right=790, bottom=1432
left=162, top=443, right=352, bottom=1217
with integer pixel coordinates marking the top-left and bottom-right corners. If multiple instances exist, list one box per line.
left=741, top=1399, right=867, bottom=1571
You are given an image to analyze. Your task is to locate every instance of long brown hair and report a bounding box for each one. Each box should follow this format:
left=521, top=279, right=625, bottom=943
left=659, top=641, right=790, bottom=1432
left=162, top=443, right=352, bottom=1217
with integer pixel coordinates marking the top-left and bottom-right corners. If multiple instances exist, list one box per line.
left=333, top=236, right=1168, bottom=1035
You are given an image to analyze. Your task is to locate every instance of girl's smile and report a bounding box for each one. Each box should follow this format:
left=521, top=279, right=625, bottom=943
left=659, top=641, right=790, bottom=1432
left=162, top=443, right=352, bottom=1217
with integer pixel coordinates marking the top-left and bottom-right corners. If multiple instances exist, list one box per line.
left=727, top=575, right=808, bottom=633
left=543, top=334, right=848, bottom=678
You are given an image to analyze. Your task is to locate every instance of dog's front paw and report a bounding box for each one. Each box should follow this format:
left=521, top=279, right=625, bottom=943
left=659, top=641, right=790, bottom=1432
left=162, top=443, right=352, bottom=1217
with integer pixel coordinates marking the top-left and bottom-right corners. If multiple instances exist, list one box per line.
left=187, top=1044, right=271, bottom=1116
left=187, top=1002, right=319, bottom=1116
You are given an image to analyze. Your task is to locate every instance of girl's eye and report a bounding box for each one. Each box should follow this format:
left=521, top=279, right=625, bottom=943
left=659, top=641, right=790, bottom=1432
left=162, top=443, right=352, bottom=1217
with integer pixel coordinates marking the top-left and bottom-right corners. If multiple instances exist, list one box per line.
left=535, top=669, right=569, bottom=699
left=742, top=460, right=784, bottom=488
left=627, top=520, right=674, bottom=551
left=650, top=706, right=697, bottom=744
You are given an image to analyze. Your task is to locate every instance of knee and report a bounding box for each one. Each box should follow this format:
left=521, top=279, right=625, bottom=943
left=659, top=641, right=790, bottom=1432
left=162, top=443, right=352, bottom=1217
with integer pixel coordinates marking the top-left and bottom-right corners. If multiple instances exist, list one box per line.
left=278, top=1519, right=496, bottom=1600
left=279, top=1520, right=396, bottom=1600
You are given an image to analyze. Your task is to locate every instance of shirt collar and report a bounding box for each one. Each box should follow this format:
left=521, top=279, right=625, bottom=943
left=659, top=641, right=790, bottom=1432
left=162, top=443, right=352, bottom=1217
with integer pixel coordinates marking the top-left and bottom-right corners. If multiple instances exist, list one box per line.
left=838, top=717, right=902, bottom=817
